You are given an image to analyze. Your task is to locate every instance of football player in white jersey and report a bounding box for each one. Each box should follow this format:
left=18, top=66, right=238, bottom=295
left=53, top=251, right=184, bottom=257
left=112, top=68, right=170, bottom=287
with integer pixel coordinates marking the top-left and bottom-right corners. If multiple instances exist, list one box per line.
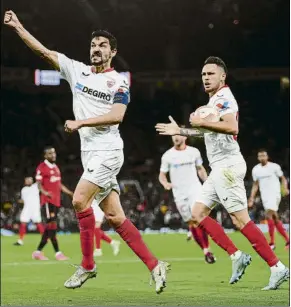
left=159, top=134, right=216, bottom=264
left=249, top=149, right=289, bottom=250
left=156, top=56, right=289, bottom=290
left=5, top=10, right=169, bottom=294
left=91, top=200, right=120, bottom=257
left=14, top=177, right=44, bottom=246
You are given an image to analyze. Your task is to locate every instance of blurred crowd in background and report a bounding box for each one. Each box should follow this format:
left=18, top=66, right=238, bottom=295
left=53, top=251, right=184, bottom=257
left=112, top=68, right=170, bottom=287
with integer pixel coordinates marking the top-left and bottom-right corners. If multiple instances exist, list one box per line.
left=1, top=78, right=289, bottom=232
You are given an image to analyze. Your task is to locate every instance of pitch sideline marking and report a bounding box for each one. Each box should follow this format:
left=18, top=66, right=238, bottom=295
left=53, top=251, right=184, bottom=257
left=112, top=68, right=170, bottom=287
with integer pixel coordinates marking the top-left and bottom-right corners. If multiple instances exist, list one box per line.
left=2, top=254, right=289, bottom=266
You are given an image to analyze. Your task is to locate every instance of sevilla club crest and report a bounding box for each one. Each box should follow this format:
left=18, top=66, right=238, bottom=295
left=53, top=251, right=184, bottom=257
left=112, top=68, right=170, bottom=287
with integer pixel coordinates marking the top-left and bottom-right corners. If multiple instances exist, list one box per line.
left=107, top=80, right=115, bottom=88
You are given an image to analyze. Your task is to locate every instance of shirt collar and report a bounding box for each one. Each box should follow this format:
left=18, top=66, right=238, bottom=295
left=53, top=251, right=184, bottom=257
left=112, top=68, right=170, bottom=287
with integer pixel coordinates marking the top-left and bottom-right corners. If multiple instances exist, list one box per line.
left=44, top=159, right=55, bottom=169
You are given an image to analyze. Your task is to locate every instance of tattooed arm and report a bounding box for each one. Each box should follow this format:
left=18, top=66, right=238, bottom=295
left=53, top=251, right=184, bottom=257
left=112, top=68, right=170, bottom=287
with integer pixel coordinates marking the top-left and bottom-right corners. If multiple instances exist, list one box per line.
left=155, top=116, right=204, bottom=137
left=179, top=128, right=203, bottom=137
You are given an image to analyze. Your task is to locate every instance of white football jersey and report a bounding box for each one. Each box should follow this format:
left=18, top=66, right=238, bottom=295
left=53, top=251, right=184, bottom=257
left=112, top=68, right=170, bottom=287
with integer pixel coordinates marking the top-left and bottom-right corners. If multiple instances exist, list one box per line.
left=252, top=162, right=283, bottom=202
left=58, top=53, right=130, bottom=151
left=21, top=183, right=41, bottom=209
left=204, top=85, right=245, bottom=168
left=160, top=146, right=203, bottom=202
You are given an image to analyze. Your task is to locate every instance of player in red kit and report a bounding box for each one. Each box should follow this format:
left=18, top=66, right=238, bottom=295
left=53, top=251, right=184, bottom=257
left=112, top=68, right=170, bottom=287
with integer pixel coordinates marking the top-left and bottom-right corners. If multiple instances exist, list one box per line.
left=32, top=146, right=73, bottom=261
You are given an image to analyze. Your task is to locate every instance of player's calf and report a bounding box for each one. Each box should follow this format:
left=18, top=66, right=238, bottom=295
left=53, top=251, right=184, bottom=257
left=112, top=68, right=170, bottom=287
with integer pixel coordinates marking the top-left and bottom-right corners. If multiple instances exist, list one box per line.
left=231, top=210, right=289, bottom=289
left=72, top=179, right=100, bottom=272
left=102, top=191, right=170, bottom=292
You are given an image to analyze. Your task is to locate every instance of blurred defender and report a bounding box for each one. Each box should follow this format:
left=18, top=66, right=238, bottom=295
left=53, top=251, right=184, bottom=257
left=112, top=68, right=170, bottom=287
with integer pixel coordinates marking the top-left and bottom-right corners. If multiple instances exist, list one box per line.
left=4, top=10, right=169, bottom=293
left=159, top=135, right=216, bottom=263
left=32, top=146, right=73, bottom=260
left=249, top=149, right=290, bottom=250
left=156, top=56, right=289, bottom=290
left=14, top=177, right=44, bottom=246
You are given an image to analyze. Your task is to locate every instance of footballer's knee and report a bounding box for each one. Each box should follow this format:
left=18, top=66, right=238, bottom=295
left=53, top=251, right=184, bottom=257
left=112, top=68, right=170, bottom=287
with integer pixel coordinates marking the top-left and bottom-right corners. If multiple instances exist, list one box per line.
left=229, top=209, right=251, bottom=230
left=106, top=212, right=126, bottom=228
left=72, top=194, right=91, bottom=212
left=72, top=198, right=85, bottom=212
left=191, top=202, right=211, bottom=225
left=101, top=190, right=126, bottom=228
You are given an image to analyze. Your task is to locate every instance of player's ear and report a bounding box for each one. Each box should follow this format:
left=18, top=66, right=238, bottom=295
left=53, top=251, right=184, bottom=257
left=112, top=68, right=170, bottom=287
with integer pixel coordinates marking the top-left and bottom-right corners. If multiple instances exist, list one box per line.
left=221, top=72, right=226, bottom=82
left=111, top=49, right=117, bottom=58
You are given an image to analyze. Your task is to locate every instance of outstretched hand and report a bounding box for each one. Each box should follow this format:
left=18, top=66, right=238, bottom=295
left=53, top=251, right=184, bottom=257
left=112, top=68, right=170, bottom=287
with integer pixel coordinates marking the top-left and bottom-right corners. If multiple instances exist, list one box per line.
left=155, top=116, right=180, bottom=136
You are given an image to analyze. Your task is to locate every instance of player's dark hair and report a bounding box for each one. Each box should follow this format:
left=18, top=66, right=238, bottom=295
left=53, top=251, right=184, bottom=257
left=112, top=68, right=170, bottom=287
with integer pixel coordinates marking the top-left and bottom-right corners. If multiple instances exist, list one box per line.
left=91, top=30, right=117, bottom=50
left=43, top=145, right=54, bottom=154
left=204, top=56, right=228, bottom=75
left=258, top=148, right=268, bottom=154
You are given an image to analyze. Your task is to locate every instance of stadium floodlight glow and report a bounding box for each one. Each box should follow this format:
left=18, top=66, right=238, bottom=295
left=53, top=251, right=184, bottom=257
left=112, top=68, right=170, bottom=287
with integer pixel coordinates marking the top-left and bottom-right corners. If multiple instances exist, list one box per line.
left=34, top=69, right=62, bottom=86
left=34, top=69, right=131, bottom=86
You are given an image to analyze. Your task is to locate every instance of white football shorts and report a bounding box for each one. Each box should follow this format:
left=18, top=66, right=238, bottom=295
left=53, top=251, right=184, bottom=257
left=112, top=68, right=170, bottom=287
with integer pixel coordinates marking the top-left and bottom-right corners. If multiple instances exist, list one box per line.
left=81, top=150, right=124, bottom=206
left=196, top=162, right=248, bottom=213
left=175, top=193, right=198, bottom=222
left=20, top=206, right=42, bottom=223
left=262, top=195, right=281, bottom=212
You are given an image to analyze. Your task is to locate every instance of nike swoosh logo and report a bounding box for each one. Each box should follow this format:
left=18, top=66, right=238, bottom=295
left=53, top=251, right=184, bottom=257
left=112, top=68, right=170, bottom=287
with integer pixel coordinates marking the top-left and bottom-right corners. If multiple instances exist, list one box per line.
left=82, top=72, right=90, bottom=77
left=87, top=169, right=94, bottom=173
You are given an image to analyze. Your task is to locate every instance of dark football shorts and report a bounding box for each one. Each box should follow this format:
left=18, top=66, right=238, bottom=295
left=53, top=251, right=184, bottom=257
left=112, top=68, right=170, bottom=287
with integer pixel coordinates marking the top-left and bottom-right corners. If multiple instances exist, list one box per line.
left=41, top=203, right=59, bottom=223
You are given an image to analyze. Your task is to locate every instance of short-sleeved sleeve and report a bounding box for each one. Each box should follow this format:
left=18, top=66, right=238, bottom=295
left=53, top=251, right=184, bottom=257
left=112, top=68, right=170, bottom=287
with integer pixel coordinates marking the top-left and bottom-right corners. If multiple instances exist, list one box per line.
left=57, top=53, right=86, bottom=88
left=214, top=98, right=238, bottom=118
left=274, top=164, right=283, bottom=178
left=160, top=154, right=170, bottom=173
left=194, top=149, right=203, bottom=166
left=113, top=75, right=130, bottom=105
left=35, top=165, right=43, bottom=183
left=252, top=167, right=258, bottom=181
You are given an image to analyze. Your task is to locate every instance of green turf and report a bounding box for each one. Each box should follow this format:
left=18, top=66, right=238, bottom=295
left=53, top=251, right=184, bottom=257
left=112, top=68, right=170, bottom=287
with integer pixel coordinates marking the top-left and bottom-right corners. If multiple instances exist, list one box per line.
left=1, top=232, right=290, bottom=306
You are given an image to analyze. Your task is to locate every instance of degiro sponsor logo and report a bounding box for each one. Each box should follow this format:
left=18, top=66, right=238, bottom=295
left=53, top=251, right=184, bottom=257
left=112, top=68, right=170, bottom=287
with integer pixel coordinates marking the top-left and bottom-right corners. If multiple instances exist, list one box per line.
left=75, top=83, right=111, bottom=101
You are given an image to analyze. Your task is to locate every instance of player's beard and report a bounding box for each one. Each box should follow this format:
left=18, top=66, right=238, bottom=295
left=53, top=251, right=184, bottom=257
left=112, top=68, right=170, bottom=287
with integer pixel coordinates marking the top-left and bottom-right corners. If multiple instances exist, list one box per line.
left=91, top=52, right=111, bottom=67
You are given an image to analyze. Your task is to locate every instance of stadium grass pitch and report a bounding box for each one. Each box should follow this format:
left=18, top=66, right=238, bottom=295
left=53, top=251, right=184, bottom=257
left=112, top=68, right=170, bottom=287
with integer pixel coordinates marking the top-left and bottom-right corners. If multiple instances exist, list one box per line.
left=1, top=232, right=289, bottom=306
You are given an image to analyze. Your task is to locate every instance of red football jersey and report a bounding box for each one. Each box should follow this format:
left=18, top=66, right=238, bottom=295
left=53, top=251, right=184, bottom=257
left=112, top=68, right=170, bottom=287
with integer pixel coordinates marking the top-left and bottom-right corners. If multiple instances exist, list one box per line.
left=35, top=160, right=62, bottom=207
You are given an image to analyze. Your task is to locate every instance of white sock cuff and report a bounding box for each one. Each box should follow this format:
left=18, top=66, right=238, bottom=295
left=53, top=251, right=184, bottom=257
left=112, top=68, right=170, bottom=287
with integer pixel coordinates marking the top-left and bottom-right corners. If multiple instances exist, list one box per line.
left=230, top=250, right=242, bottom=261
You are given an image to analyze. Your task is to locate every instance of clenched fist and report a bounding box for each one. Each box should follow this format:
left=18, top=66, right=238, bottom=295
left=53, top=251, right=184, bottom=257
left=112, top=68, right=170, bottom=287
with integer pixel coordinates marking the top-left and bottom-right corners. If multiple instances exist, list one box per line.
left=4, top=10, right=21, bottom=29
left=64, top=120, right=82, bottom=133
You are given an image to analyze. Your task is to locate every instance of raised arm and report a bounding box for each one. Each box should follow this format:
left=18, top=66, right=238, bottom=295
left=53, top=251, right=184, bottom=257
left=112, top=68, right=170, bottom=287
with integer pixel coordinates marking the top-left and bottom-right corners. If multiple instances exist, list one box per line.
left=4, top=10, right=59, bottom=70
